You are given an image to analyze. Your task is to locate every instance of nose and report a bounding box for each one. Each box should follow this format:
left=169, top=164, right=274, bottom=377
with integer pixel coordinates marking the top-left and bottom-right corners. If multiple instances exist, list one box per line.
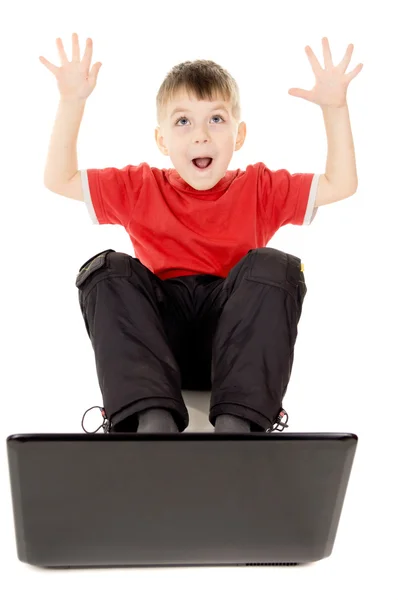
left=192, top=126, right=210, bottom=145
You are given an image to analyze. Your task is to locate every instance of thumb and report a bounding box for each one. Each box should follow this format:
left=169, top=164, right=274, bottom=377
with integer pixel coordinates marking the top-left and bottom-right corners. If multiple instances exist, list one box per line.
left=89, top=62, right=102, bottom=83
left=288, top=88, right=312, bottom=101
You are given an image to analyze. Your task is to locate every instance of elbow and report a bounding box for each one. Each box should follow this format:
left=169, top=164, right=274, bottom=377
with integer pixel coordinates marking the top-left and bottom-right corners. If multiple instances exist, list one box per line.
left=349, top=175, right=358, bottom=195
left=43, top=177, right=54, bottom=190
left=345, top=181, right=358, bottom=198
left=338, top=179, right=358, bottom=201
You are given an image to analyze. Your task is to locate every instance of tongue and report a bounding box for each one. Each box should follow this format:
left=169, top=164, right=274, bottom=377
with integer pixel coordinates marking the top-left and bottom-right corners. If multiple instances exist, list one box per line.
left=194, top=157, right=212, bottom=168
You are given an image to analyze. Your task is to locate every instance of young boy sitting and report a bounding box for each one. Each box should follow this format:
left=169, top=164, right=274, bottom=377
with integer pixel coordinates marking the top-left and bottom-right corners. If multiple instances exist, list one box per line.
left=40, top=34, right=362, bottom=434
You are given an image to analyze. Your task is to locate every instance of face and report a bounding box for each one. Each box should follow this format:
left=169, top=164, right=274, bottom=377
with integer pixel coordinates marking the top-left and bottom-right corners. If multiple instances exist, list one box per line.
left=155, top=90, right=246, bottom=190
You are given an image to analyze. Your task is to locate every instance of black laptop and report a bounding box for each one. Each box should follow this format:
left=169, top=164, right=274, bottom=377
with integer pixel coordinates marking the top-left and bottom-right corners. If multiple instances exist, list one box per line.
left=6, top=432, right=357, bottom=568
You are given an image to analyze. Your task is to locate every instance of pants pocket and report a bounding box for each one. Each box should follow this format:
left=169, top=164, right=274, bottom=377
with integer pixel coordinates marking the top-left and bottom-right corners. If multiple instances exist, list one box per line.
left=246, top=248, right=306, bottom=320
left=75, top=249, right=115, bottom=289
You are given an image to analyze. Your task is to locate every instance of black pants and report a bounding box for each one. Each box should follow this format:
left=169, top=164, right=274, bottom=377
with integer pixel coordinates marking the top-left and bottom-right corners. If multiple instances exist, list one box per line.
left=76, top=247, right=306, bottom=433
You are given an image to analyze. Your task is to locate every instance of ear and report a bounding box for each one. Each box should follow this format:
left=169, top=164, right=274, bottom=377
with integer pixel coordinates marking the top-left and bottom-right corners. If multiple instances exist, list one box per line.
left=155, top=126, right=168, bottom=156
left=235, top=121, right=247, bottom=151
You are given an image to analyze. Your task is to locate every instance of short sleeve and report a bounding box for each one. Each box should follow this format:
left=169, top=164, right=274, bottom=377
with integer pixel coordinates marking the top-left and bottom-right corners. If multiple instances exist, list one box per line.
left=80, top=164, right=146, bottom=226
left=259, top=164, right=320, bottom=227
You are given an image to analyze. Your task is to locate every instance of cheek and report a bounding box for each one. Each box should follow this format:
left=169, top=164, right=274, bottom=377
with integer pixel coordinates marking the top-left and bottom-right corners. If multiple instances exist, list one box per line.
left=220, top=134, right=236, bottom=153
left=170, top=130, right=188, bottom=147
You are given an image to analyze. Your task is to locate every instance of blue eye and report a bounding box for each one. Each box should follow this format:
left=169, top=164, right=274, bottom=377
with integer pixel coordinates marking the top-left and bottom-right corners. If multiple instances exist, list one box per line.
left=175, top=115, right=225, bottom=126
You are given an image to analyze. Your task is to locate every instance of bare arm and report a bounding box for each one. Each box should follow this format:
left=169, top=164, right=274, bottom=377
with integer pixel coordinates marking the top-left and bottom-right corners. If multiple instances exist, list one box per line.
left=40, top=33, right=102, bottom=200
left=315, top=104, right=358, bottom=207
left=43, top=97, right=86, bottom=197
left=288, top=38, right=363, bottom=207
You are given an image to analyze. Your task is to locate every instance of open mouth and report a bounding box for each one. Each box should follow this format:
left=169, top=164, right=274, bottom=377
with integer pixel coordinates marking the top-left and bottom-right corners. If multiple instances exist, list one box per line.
left=192, top=157, right=213, bottom=171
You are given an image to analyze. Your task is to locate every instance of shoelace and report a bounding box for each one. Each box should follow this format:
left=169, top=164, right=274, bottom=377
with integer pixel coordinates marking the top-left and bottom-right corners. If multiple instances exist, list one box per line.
left=81, top=405, right=111, bottom=434
left=267, top=409, right=289, bottom=432
left=81, top=405, right=289, bottom=434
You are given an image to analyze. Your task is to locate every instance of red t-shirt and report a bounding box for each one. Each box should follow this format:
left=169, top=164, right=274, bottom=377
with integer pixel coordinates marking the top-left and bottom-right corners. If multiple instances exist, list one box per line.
left=81, top=162, right=319, bottom=280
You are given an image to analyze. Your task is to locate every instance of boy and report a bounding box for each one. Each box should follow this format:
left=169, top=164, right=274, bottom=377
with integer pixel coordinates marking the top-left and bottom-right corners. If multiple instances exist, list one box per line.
left=40, top=34, right=362, bottom=434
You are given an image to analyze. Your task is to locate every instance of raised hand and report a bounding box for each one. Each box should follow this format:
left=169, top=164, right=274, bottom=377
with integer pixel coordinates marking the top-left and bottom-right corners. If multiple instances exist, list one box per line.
left=39, top=33, right=102, bottom=100
left=288, top=38, right=363, bottom=108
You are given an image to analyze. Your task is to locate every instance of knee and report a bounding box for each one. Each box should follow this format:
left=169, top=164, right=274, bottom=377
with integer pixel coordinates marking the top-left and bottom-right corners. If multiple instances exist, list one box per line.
left=246, top=247, right=291, bottom=279
left=246, top=247, right=305, bottom=290
left=75, top=249, right=130, bottom=290
left=249, top=247, right=287, bottom=263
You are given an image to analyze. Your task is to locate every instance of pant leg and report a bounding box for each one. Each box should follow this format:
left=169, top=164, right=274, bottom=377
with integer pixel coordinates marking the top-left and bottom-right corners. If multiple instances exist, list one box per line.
left=185, top=275, right=227, bottom=392
left=75, top=249, right=190, bottom=432
left=206, top=247, right=306, bottom=432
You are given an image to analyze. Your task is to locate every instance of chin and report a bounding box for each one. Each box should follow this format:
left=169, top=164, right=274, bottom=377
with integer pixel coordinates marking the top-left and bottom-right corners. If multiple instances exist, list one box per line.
left=189, top=180, right=220, bottom=191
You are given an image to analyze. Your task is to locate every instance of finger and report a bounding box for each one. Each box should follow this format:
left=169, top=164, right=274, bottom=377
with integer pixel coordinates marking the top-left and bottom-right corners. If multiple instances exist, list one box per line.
left=56, top=37, right=69, bottom=65
left=82, top=38, right=93, bottom=70
left=39, top=55, right=59, bottom=75
left=71, top=32, right=80, bottom=62
left=304, top=45, right=323, bottom=76
left=288, top=88, right=314, bottom=102
left=345, top=62, right=363, bottom=82
left=338, top=44, right=354, bottom=73
left=322, top=37, right=333, bottom=69
left=89, top=62, right=102, bottom=84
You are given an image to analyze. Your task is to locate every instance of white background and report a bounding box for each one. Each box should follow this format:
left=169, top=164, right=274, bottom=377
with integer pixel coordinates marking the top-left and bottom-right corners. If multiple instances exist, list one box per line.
left=1, top=0, right=397, bottom=596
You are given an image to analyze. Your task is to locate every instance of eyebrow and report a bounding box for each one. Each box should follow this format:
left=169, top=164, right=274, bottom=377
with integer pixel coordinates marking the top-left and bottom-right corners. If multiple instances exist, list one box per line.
left=170, top=104, right=229, bottom=118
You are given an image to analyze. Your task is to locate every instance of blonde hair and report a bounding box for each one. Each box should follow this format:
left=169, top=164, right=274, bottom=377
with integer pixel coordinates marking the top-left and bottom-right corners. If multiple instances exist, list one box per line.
left=156, top=59, right=241, bottom=125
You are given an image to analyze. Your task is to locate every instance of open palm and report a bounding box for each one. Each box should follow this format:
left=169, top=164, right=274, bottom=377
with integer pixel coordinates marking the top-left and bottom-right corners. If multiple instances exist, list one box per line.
left=39, top=33, right=102, bottom=100
left=288, top=38, right=363, bottom=108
